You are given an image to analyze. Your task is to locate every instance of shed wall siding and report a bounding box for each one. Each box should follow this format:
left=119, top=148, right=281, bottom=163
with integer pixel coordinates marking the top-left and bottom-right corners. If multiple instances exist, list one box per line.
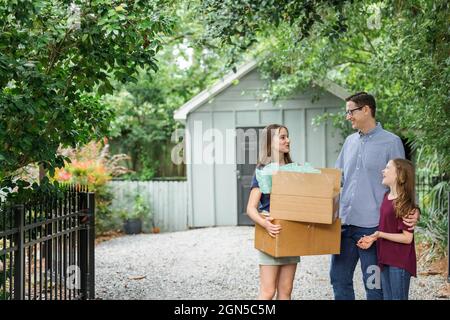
left=189, top=112, right=215, bottom=226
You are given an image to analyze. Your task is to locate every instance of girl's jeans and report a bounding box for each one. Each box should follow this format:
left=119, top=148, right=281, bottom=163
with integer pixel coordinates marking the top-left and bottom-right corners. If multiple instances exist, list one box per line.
left=380, top=265, right=411, bottom=300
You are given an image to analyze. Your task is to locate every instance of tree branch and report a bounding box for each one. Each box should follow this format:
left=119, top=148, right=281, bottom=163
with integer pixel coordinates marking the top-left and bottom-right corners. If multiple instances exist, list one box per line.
left=62, top=68, right=77, bottom=97
left=46, top=28, right=72, bottom=74
left=331, top=59, right=369, bottom=67
left=359, top=29, right=378, bottom=57
left=164, top=31, right=195, bottom=45
left=346, top=43, right=375, bottom=55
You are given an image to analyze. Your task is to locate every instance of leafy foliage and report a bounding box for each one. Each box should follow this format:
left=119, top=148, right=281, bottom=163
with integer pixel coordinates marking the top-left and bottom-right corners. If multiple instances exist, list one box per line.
left=200, top=0, right=450, bottom=174
left=416, top=162, right=449, bottom=260
left=53, top=140, right=130, bottom=234
left=0, top=0, right=175, bottom=191
left=105, top=1, right=230, bottom=179
left=124, top=194, right=151, bottom=221
left=200, top=0, right=346, bottom=67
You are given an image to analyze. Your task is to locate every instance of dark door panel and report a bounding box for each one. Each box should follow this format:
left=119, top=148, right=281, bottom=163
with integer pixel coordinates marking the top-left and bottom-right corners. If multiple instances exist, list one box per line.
left=236, top=127, right=264, bottom=226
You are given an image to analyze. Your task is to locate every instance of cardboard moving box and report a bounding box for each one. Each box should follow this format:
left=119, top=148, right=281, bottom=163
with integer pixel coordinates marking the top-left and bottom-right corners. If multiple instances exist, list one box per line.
left=254, top=216, right=341, bottom=257
left=270, top=168, right=341, bottom=224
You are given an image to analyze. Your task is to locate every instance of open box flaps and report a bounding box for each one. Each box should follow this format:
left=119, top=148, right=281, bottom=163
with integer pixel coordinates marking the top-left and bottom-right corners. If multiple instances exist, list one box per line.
left=270, top=168, right=341, bottom=224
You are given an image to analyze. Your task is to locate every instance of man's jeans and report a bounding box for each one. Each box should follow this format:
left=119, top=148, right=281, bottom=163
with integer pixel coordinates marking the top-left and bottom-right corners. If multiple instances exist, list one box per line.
left=380, top=266, right=411, bottom=300
left=330, top=225, right=383, bottom=300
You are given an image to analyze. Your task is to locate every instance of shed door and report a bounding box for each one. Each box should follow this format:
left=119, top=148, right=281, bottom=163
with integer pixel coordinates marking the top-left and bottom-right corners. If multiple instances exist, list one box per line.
left=236, top=127, right=264, bottom=226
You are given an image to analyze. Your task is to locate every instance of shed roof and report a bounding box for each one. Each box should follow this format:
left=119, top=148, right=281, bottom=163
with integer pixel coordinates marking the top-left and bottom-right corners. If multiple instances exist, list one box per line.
left=173, top=59, right=350, bottom=122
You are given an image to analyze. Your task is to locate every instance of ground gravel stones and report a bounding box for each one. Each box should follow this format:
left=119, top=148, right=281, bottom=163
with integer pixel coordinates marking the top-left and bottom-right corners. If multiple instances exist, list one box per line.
left=96, top=226, right=448, bottom=300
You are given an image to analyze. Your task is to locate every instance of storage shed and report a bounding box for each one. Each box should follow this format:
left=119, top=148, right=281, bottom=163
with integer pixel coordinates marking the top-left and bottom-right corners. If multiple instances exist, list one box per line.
left=174, top=60, right=350, bottom=227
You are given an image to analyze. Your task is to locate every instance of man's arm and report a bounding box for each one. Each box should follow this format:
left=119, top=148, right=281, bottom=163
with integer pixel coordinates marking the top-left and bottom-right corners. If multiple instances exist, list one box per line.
left=335, top=140, right=346, bottom=186
left=403, top=207, right=420, bottom=231
left=390, top=136, right=406, bottom=160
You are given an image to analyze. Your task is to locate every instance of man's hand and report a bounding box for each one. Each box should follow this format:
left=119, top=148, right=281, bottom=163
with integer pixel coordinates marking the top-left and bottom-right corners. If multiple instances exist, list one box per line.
left=264, top=217, right=282, bottom=238
left=402, top=207, right=420, bottom=231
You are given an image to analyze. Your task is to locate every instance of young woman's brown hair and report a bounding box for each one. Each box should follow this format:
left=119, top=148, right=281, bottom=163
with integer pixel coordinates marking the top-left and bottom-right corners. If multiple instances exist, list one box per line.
left=257, top=124, right=293, bottom=168
left=392, top=159, right=417, bottom=218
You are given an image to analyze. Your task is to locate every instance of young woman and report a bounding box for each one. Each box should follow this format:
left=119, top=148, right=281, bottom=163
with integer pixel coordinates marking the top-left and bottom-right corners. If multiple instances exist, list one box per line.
left=357, top=159, right=418, bottom=300
left=246, top=124, right=300, bottom=300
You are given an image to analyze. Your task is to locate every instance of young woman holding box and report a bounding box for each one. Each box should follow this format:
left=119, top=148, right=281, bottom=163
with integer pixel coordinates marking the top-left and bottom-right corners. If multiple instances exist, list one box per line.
left=246, top=124, right=300, bottom=300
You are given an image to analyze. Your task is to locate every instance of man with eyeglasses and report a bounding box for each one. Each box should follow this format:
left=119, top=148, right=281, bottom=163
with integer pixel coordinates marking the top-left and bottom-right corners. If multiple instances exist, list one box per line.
left=330, top=92, right=420, bottom=300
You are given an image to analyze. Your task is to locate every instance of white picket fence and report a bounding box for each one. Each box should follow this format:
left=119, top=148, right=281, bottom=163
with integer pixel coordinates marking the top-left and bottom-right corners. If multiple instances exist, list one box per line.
left=108, top=180, right=189, bottom=232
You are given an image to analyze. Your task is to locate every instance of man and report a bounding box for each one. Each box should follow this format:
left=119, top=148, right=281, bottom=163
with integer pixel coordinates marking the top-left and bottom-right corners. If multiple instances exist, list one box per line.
left=330, top=92, right=419, bottom=300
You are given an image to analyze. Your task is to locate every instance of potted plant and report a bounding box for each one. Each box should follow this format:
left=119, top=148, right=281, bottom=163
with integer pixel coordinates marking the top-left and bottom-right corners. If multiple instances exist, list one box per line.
left=151, top=222, right=160, bottom=234
left=121, top=195, right=150, bottom=235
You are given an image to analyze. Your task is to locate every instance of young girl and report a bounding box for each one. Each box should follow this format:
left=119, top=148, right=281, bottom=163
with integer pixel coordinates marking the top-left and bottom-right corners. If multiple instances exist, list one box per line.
left=246, top=124, right=300, bottom=300
left=357, top=159, right=418, bottom=300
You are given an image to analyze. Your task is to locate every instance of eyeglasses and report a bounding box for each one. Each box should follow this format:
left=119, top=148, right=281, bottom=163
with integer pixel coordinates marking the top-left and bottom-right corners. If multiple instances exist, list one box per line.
left=345, top=105, right=365, bottom=117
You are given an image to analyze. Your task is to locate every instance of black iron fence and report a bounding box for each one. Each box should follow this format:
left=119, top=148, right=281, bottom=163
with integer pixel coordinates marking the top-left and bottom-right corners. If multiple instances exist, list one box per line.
left=416, top=172, right=448, bottom=207
left=416, top=171, right=449, bottom=282
left=0, top=186, right=95, bottom=300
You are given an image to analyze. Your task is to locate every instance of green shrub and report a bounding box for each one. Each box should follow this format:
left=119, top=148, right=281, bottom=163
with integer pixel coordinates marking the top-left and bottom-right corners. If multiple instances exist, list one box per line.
left=118, top=194, right=153, bottom=232
left=53, top=141, right=130, bottom=236
left=417, top=179, right=449, bottom=260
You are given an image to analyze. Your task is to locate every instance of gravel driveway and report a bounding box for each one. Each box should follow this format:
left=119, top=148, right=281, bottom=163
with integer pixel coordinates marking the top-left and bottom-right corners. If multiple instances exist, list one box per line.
left=95, top=226, right=448, bottom=300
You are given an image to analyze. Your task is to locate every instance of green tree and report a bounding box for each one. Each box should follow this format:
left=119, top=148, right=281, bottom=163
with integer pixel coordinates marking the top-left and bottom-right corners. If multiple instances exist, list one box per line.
left=199, top=0, right=450, bottom=174
left=0, top=0, right=175, bottom=191
left=105, top=1, right=231, bottom=179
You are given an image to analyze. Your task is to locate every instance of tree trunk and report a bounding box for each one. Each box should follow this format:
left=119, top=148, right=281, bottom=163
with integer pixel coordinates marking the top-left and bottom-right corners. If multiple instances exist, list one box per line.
left=39, top=164, right=45, bottom=182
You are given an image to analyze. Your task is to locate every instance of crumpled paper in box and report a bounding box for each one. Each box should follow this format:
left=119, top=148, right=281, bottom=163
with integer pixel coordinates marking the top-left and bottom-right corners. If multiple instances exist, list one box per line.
left=255, top=162, right=321, bottom=194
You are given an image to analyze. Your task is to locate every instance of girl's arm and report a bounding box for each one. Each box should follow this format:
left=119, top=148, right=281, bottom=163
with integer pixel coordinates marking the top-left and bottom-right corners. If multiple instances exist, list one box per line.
left=247, top=188, right=281, bottom=237
left=373, top=230, right=413, bottom=244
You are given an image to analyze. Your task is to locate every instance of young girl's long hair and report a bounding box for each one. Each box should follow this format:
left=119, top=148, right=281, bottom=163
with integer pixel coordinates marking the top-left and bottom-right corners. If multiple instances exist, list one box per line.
left=392, top=158, right=417, bottom=218
left=257, top=124, right=293, bottom=168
